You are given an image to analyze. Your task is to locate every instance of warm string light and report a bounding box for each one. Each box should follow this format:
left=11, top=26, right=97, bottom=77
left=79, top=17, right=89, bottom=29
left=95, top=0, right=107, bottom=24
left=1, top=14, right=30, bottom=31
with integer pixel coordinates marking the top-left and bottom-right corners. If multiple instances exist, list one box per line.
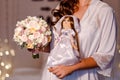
left=116, top=44, right=120, bottom=70
left=5, top=73, right=9, bottom=77
left=119, top=49, right=120, bottom=54
left=0, top=70, right=2, bottom=76
left=5, top=51, right=9, bottom=55
left=10, top=49, right=15, bottom=56
left=5, top=64, right=12, bottom=70
left=117, top=44, right=120, bottom=54
left=0, top=52, right=3, bottom=56
left=0, top=62, right=5, bottom=67
left=118, top=63, right=120, bottom=68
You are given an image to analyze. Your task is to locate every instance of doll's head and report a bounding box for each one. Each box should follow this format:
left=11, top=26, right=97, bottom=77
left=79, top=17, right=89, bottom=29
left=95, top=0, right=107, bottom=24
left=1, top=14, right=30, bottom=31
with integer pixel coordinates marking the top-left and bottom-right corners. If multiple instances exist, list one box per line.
left=54, top=15, right=80, bottom=35
left=60, top=16, right=80, bottom=52
left=61, top=16, right=74, bottom=30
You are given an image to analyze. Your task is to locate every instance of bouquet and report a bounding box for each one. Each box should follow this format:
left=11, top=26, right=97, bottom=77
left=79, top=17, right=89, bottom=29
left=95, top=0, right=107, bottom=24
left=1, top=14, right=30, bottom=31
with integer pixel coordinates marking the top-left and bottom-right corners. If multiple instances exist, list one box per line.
left=13, top=16, right=51, bottom=59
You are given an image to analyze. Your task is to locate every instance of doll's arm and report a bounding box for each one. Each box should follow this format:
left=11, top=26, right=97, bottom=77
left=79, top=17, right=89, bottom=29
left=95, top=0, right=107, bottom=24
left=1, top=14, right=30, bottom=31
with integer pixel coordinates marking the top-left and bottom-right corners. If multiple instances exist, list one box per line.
left=70, top=35, right=78, bottom=50
left=71, top=42, right=78, bottom=50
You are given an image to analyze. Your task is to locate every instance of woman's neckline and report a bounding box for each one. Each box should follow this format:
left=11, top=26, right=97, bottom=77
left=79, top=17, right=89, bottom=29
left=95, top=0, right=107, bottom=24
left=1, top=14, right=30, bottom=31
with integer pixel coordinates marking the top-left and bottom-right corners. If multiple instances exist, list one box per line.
left=73, top=0, right=92, bottom=22
left=79, top=0, right=91, bottom=7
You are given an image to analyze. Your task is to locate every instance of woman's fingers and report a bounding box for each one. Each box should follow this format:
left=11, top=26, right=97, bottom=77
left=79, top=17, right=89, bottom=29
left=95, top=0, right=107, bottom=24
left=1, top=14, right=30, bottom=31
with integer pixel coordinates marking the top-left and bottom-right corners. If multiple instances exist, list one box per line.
left=48, top=67, right=53, bottom=72
left=48, top=66, right=59, bottom=72
left=48, top=66, right=63, bottom=77
left=48, top=65, right=72, bottom=79
left=52, top=67, right=65, bottom=78
left=58, top=73, right=65, bottom=79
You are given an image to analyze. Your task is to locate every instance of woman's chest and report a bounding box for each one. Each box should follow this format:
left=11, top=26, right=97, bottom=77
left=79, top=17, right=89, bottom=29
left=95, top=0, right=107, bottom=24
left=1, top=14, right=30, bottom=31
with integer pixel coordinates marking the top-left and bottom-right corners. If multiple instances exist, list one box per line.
left=79, top=20, right=100, bottom=40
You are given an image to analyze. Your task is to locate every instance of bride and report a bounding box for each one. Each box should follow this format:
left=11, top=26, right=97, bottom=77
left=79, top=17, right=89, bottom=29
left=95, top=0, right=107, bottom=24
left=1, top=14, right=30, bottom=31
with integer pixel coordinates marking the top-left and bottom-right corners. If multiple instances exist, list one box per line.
left=41, top=0, right=116, bottom=80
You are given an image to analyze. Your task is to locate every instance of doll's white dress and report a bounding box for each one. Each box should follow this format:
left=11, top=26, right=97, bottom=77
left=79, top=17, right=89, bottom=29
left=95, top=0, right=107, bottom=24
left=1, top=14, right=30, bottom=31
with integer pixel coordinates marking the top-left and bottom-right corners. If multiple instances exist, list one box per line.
left=47, top=29, right=80, bottom=67
left=41, top=0, right=116, bottom=80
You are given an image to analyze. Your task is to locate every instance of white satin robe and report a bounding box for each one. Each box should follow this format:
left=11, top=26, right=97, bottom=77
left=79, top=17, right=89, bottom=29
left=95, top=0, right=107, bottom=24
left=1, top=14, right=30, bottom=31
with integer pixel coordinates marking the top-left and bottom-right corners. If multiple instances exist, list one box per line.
left=41, top=0, right=116, bottom=80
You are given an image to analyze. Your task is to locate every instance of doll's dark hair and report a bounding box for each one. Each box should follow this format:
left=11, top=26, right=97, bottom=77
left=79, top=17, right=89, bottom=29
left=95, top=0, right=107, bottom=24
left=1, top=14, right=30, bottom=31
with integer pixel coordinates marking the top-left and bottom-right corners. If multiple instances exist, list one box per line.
left=61, top=16, right=74, bottom=29
left=61, top=16, right=80, bottom=52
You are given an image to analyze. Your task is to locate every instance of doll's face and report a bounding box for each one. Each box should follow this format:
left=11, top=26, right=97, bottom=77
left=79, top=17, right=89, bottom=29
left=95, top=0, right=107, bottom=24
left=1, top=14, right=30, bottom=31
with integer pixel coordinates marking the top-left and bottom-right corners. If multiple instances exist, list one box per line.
left=62, top=18, right=72, bottom=29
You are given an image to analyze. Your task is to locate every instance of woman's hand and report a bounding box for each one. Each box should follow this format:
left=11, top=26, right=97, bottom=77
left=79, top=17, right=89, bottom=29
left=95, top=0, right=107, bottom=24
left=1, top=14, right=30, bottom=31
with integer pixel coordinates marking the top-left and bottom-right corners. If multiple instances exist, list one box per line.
left=48, top=57, right=98, bottom=79
left=48, top=65, right=74, bottom=79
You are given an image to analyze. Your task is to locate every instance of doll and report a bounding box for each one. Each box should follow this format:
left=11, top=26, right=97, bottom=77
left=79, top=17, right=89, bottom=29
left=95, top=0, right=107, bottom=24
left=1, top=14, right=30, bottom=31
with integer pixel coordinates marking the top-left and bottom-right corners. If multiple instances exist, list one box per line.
left=47, top=15, right=81, bottom=67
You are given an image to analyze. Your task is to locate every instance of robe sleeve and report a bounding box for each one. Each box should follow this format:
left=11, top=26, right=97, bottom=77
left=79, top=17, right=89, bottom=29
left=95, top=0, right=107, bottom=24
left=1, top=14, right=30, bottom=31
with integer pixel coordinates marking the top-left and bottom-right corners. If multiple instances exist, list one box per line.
left=52, top=3, right=60, bottom=22
left=50, top=3, right=60, bottom=50
left=91, top=6, right=116, bottom=77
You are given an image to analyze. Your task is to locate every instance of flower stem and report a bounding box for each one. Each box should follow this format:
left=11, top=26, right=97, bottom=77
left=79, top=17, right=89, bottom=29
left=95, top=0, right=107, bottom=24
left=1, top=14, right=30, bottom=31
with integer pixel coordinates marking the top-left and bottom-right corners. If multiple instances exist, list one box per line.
left=32, top=53, right=39, bottom=59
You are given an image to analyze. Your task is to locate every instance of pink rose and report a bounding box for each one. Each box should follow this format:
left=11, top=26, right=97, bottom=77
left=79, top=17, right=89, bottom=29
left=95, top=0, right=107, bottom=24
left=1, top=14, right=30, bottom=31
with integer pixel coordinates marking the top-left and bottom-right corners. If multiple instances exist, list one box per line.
left=41, top=27, right=46, bottom=32
left=42, top=36, right=48, bottom=46
left=33, top=32, right=40, bottom=39
left=21, top=35, right=27, bottom=42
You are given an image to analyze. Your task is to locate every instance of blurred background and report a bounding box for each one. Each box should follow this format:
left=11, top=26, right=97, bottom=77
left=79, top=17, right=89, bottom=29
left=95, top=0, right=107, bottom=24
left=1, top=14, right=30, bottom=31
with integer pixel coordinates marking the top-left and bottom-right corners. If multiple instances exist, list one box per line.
left=0, top=0, right=119, bottom=80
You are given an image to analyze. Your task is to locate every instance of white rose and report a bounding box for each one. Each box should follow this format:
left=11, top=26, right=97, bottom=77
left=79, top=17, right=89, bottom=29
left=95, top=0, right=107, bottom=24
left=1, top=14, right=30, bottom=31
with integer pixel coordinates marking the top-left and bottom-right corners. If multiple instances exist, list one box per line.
left=41, top=26, right=46, bottom=32
left=45, top=31, right=51, bottom=35
left=19, top=41, right=23, bottom=46
left=42, top=37, right=48, bottom=46
left=13, top=35, right=20, bottom=42
left=29, top=21, right=40, bottom=30
left=21, top=35, right=28, bottom=42
left=36, top=34, right=44, bottom=43
left=34, top=32, right=40, bottom=39
left=24, top=29, right=30, bottom=35
left=25, top=24, right=30, bottom=28
left=28, top=35, right=34, bottom=41
left=15, top=27, right=23, bottom=33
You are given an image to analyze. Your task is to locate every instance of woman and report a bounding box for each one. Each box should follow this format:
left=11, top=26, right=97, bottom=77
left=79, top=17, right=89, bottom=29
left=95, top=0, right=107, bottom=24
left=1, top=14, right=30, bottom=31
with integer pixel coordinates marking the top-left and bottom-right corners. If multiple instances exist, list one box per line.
left=41, top=0, right=116, bottom=80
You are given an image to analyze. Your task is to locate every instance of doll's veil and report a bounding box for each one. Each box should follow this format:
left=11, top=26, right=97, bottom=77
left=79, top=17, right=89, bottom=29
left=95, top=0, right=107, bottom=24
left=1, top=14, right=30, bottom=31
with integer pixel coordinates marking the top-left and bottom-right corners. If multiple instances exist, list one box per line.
left=54, top=15, right=81, bottom=34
